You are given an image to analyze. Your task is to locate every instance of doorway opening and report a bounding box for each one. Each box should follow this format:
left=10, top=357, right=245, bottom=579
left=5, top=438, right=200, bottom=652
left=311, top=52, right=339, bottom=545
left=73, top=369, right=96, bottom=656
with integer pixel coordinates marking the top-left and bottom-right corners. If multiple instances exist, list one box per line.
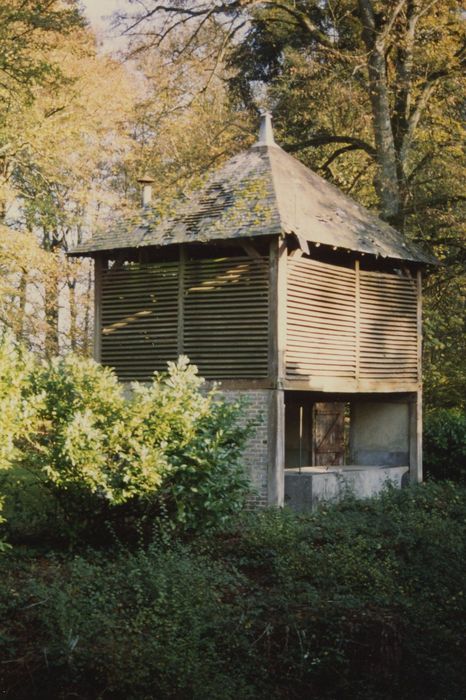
left=284, top=396, right=349, bottom=469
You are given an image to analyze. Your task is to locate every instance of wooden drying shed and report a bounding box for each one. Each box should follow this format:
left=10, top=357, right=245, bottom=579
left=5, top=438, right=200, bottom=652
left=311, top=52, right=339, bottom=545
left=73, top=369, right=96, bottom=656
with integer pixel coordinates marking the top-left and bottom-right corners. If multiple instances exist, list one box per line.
left=70, top=114, right=434, bottom=509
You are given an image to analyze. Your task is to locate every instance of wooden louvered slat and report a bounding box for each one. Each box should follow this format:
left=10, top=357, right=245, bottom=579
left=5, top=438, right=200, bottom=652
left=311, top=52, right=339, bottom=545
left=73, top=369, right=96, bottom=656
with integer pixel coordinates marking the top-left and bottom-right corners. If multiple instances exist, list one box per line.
left=286, top=256, right=419, bottom=385
left=290, top=275, right=355, bottom=290
left=287, top=367, right=356, bottom=377
left=183, top=256, right=269, bottom=379
left=286, top=257, right=357, bottom=380
left=360, top=278, right=416, bottom=291
left=289, top=270, right=356, bottom=285
left=184, top=321, right=268, bottom=331
left=100, top=262, right=178, bottom=380
left=292, top=258, right=355, bottom=277
left=288, top=288, right=356, bottom=308
left=99, top=251, right=420, bottom=386
left=288, top=299, right=356, bottom=317
left=360, top=281, right=416, bottom=294
left=287, top=331, right=356, bottom=345
left=359, top=269, right=418, bottom=382
left=292, top=260, right=355, bottom=276
left=99, top=256, right=270, bottom=381
left=289, top=313, right=356, bottom=327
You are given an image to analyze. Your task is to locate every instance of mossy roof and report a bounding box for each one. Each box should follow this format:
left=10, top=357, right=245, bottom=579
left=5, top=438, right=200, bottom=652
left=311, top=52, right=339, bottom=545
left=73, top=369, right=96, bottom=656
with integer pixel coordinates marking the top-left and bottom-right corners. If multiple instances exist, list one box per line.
left=70, top=140, right=433, bottom=264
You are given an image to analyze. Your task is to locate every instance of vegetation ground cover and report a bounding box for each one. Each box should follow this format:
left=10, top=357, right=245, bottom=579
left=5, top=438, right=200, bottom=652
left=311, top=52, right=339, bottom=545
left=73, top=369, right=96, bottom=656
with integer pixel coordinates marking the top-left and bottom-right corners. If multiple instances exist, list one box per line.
left=1, top=481, right=465, bottom=700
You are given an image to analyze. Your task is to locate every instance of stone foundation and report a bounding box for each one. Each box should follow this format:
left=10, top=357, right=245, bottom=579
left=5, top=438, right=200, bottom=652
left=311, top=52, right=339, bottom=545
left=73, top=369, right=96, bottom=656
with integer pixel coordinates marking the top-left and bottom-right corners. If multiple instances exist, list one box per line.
left=284, top=465, right=409, bottom=512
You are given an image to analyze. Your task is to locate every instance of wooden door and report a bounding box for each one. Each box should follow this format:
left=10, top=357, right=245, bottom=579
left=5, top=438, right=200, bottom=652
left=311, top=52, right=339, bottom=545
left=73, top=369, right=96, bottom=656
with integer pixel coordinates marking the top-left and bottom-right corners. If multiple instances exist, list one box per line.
left=312, top=402, right=345, bottom=466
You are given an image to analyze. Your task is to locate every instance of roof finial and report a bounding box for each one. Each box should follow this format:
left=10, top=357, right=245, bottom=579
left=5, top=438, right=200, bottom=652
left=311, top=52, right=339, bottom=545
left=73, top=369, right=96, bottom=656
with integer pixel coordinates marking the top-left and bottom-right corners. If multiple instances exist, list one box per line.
left=256, top=111, right=275, bottom=147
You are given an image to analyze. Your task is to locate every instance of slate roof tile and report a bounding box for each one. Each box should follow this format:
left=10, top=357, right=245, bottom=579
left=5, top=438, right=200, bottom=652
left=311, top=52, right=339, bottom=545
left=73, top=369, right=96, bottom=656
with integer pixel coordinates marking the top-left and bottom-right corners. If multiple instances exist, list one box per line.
left=70, top=130, right=434, bottom=264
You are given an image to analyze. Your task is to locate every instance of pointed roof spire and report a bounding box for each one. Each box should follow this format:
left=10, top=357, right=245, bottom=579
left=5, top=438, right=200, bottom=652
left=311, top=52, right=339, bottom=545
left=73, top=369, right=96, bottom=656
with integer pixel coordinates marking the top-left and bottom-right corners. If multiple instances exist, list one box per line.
left=255, top=111, right=276, bottom=147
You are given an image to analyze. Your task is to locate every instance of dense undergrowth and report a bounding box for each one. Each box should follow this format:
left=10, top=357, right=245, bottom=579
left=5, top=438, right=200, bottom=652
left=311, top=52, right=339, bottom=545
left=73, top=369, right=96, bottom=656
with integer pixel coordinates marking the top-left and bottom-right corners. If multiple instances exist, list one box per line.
left=1, top=481, right=465, bottom=700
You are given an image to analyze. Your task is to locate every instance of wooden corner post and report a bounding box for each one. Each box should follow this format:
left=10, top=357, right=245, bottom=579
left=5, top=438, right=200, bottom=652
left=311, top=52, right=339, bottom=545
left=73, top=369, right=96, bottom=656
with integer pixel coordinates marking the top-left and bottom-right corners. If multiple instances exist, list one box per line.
left=177, top=244, right=186, bottom=358
left=267, top=236, right=287, bottom=506
left=409, top=269, right=423, bottom=482
left=93, top=255, right=103, bottom=362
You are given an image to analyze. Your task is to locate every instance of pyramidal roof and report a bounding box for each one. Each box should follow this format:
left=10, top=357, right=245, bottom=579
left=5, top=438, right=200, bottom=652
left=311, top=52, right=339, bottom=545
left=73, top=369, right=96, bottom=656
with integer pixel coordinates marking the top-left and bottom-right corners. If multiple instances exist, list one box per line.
left=71, top=113, right=432, bottom=263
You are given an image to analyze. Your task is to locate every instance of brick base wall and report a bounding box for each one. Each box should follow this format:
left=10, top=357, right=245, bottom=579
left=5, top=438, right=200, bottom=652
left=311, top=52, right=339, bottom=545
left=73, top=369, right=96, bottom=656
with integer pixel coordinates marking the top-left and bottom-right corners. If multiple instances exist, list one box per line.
left=209, top=387, right=270, bottom=507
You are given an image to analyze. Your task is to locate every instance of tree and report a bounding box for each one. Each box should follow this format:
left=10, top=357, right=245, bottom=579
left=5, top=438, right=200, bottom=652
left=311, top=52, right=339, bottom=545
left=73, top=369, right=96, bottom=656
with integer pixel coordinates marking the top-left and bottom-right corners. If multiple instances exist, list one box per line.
left=0, top=0, right=82, bottom=92
left=1, top=19, right=137, bottom=355
left=0, top=0, right=84, bottom=217
left=118, top=0, right=465, bottom=220
left=115, top=23, right=253, bottom=207
left=0, top=226, right=55, bottom=349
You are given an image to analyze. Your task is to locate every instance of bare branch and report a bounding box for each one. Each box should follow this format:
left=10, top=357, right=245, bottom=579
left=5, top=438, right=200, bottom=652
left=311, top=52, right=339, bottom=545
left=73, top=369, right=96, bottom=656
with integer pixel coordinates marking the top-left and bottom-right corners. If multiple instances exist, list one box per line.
left=402, top=194, right=466, bottom=216
left=121, top=2, right=240, bottom=35
left=320, top=144, right=363, bottom=172
left=378, top=0, right=408, bottom=49
left=400, top=80, right=437, bottom=163
left=287, top=134, right=376, bottom=158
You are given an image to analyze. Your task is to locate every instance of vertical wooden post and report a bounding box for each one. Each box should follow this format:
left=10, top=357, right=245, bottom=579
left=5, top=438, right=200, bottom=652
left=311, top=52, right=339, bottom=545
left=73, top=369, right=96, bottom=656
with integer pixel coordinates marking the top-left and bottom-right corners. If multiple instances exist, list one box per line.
left=416, top=269, right=423, bottom=386
left=177, top=244, right=186, bottom=358
left=410, top=269, right=423, bottom=482
left=277, top=237, right=287, bottom=384
left=409, top=391, right=423, bottom=483
left=267, top=235, right=287, bottom=505
left=93, top=255, right=103, bottom=362
left=268, top=389, right=285, bottom=506
left=268, top=235, right=287, bottom=384
left=268, top=239, right=278, bottom=383
left=355, top=258, right=360, bottom=382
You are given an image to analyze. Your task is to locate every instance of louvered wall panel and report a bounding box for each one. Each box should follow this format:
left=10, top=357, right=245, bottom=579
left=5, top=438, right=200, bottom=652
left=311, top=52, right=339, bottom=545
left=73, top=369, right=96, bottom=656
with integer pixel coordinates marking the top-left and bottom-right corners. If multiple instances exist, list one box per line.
left=359, top=270, right=418, bottom=380
left=101, top=262, right=179, bottom=381
left=183, top=257, right=269, bottom=379
left=286, top=258, right=357, bottom=378
left=286, top=257, right=419, bottom=384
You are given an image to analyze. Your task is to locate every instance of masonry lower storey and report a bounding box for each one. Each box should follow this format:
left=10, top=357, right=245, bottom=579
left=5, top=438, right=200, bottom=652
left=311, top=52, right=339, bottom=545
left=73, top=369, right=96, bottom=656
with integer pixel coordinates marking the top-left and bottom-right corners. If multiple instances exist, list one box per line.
left=213, top=385, right=422, bottom=510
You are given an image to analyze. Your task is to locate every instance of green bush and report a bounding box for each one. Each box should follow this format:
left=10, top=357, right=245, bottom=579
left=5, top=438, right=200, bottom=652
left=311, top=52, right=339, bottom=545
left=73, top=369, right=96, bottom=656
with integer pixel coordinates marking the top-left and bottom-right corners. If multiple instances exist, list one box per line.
left=0, top=344, right=252, bottom=544
left=217, top=481, right=466, bottom=699
left=1, top=482, right=465, bottom=699
left=0, top=335, right=34, bottom=473
left=0, top=336, right=35, bottom=553
left=424, top=408, right=466, bottom=482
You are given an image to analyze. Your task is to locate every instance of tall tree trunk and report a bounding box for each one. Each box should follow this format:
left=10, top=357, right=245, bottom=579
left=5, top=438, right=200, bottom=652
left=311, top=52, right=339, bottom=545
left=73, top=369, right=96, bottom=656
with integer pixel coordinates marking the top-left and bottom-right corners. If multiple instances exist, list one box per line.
left=42, top=232, right=61, bottom=357
left=44, top=269, right=60, bottom=357
left=18, top=269, right=28, bottom=342
left=358, top=0, right=401, bottom=221
left=392, top=0, right=422, bottom=222
left=68, top=275, right=78, bottom=352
